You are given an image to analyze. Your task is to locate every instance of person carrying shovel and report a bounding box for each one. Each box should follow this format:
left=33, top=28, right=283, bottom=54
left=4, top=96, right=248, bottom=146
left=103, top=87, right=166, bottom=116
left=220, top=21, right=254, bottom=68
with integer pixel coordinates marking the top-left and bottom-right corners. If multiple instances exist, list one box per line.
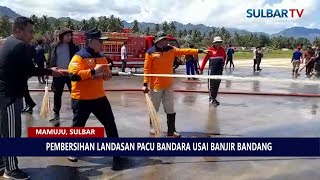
left=142, top=31, right=208, bottom=138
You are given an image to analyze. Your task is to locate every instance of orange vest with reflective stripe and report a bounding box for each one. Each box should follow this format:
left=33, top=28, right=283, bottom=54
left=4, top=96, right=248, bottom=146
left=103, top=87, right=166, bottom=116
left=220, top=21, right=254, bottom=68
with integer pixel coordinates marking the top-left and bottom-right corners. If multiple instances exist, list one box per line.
left=68, top=47, right=108, bottom=100
left=144, top=46, right=198, bottom=90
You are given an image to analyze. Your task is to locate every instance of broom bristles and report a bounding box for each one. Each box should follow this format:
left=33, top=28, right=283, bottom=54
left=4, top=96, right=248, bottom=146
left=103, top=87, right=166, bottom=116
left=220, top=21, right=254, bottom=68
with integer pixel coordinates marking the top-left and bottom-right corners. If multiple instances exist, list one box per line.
left=145, top=93, right=163, bottom=137
left=40, top=85, right=52, bottom=119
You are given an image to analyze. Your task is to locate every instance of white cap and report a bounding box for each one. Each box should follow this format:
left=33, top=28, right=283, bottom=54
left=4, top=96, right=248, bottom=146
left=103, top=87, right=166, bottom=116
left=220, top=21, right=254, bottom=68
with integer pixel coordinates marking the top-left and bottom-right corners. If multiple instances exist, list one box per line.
left=213, top=36, right=223, bottom=43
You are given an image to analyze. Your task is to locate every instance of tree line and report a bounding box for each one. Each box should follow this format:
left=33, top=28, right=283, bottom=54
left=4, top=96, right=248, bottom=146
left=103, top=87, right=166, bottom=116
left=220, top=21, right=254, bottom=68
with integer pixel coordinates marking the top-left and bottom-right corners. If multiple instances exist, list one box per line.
left=1, top=15, right=320, bottom=49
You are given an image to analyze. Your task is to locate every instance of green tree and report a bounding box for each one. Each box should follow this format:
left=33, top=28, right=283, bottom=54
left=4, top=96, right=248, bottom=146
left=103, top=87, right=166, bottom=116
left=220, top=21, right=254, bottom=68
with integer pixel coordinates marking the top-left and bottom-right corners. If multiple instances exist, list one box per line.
left=154, top=24, right=160, bottom=33
left=182, top=29, right=188, bottom=36
left=65, top=18, right=75, bottom=30
left=52, top=18, right=62, bottom=31
left=39, top=15, right=49, bottom=34
left=107, top=15, right=123, bottom=32
left=177, top=30, right=183, bottom=38
left=144, top=27, right=151, bottom=35
left=88, top=17, right=97, bottom=30
left=313, top=37, right=320, bottom=46
left=161, top=21, right=169, bottom=33
left=0, top=16, right=12, bottom=37
left=97, top=16, right=108, bottom=32
left=132, top=20, right=139, bottom=33
left=169, top=21, right=176, bottom=35
left=80, top=19, right=89, bottom=31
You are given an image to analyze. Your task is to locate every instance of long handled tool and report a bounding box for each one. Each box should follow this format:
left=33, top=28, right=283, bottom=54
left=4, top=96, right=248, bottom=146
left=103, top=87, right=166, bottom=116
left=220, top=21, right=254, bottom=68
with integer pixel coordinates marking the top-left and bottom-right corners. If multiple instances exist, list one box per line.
left=299, top=58, right=315, bottom=73
left=40, top=77, right=52, bottom=119
left=145, top=93, right=163, bottom=137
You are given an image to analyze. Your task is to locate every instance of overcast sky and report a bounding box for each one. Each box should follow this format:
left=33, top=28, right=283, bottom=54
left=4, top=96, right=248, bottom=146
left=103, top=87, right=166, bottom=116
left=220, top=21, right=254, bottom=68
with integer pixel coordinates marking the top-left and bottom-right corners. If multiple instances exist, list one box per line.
left=0, top=0, right=317, bottom=34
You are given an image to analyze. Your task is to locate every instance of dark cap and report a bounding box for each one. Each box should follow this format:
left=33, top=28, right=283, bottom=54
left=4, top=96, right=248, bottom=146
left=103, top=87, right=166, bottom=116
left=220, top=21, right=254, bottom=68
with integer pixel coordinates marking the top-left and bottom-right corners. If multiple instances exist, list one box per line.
left=85, top=30, right=108, bottom=40
left=154, top=31, right=168, bottom=44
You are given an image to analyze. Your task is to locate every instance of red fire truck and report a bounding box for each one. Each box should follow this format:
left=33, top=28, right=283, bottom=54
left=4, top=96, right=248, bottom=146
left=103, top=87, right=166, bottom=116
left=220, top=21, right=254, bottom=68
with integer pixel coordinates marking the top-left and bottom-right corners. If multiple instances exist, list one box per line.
left=72, top=30, right=181, bottom=71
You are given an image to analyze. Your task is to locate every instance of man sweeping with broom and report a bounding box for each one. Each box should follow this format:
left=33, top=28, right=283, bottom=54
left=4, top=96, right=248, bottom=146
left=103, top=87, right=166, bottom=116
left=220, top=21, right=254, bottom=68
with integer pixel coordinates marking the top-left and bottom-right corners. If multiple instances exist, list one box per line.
left=142, top=31, right=208, bottom=138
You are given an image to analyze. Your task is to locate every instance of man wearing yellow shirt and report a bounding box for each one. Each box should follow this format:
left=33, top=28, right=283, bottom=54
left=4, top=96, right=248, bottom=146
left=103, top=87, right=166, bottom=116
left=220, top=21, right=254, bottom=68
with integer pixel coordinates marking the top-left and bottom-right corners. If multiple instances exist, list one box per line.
left=142, top=31, right=207, bottom=138
left=68, top=30, right=124, bottom=170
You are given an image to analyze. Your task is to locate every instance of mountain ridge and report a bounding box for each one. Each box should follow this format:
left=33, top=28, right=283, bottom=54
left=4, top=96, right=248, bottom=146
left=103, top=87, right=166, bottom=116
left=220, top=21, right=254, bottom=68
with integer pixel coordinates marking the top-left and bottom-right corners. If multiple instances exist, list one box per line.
left=1, top=6, right=320, bottom=40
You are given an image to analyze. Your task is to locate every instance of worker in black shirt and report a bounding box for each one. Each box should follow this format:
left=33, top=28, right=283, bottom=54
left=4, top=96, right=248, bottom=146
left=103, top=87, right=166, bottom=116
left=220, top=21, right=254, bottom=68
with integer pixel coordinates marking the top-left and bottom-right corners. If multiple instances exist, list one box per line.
left=0, top=17, right=63, bottom=180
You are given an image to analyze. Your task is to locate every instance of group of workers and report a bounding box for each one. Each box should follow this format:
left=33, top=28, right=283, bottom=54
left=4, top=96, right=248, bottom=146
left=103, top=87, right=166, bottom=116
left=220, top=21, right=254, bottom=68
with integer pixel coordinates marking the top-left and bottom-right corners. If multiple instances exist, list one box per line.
left=0, top=17, right=125, bottom=180
left=0, top=16, right=228, bottom=179
left=292, top=44, right=320, bottom=77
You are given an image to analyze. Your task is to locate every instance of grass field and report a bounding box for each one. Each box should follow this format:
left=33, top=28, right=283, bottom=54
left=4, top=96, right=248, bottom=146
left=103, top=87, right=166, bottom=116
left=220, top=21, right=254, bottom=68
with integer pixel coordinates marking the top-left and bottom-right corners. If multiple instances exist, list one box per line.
left=198, top=50, right=293, bottom=59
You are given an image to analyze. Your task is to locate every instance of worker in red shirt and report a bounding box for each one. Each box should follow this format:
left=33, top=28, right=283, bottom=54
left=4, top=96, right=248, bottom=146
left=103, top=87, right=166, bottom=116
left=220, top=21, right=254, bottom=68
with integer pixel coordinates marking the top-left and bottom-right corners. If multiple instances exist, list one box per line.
left=199, top=36, right=226, bottom=106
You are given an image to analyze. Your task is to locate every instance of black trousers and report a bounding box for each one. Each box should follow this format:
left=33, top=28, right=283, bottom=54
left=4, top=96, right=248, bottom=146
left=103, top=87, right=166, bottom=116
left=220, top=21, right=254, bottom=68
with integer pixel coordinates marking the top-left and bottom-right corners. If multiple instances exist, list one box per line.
left=51, top=76, right=71, bottom=114
left=0, top=97, right=23, bottom=171
left=225, top=56, right=234, bottom=67
left=306, top=61, right=315, bottom=75
left=23, top=85, right=36, bottom=108
left=72, top=97, right=119, bottom=137
left=36, top=62, right=45, bottom=83
left=253, top=58, right=261, bottom=70
left=208, top=58, right=223, bottom=99
left=121, top=59, right=127, bottom=72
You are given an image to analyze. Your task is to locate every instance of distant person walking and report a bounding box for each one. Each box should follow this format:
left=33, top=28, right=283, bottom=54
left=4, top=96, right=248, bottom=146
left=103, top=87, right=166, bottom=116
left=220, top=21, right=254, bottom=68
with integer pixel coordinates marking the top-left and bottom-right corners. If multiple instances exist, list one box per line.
left=291, top=45, right=303, bottom=76
left=185, top=44, right=197, bottom=80
left=253, top=46, right=263, bottom=72
left=225, top=44, right=235, bottom=69
left=121, top=41, right=128, bottom=72
left=35, top=39, right=46, bottom=84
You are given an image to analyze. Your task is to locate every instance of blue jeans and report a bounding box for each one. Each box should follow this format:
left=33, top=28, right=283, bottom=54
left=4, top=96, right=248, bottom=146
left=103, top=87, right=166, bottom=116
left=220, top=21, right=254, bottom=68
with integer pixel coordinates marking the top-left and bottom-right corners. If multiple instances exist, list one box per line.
left=186, top=61, right=195, bottom=75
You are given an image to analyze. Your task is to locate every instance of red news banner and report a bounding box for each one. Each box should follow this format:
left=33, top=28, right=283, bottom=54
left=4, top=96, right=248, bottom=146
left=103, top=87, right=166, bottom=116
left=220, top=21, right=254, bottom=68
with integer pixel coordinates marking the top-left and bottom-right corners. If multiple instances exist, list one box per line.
left=28, top=127, right=105, bottom=138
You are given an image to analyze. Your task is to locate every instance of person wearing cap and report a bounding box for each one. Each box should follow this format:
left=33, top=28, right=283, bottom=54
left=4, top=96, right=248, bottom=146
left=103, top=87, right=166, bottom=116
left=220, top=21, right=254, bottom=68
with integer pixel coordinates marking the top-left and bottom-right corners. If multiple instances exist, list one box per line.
left=199, top=36, right=226, bottom=106
left=142, top=31, right=208, bottom=138
left=68, top=30, right=124, bottom=170
left=49, top=28, right=79, bottom=124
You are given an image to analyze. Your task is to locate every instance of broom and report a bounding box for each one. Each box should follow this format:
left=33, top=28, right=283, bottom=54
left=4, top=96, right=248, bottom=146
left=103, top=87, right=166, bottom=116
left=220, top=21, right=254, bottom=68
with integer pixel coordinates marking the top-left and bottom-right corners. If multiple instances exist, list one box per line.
left=145, top=93, right=163, bottom=137
left=40, top=77, right=52, bottom=119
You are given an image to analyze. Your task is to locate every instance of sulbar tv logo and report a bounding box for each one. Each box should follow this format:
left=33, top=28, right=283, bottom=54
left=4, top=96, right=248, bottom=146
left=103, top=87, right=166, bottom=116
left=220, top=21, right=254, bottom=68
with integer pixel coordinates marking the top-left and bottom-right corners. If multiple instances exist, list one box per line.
left=246, top=9, right=304, bottom=18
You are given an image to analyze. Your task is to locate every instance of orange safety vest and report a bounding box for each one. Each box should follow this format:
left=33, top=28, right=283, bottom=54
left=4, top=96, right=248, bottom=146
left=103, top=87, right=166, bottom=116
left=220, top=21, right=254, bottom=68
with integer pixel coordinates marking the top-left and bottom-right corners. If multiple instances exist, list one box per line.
left=144, top=45, right=198, bottom=90
left=68, top=47, right=108, bottom=100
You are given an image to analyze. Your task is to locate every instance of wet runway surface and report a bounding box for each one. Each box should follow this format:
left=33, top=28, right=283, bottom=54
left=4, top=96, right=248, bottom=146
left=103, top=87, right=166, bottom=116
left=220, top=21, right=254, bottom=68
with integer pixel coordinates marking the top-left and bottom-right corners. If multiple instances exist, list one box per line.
left=2, top=60, right=320, bottom=180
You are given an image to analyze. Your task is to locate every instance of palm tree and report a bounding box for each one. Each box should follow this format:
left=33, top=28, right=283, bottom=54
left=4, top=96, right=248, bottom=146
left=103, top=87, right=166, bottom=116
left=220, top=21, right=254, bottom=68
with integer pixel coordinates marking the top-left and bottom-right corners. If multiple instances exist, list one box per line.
left=41, top=15, right=49, bottom=34
left=154, top=24, right=160, bottom=33
left=0, top=16, right=12, bottom=37
left=80, top=19, right=89, bottom=31
left=145, top=27, right=151, bottom=35
left=65, top=18, right=75, bottom=30
left=107, top=15, right=123, bottom=32
left=161, top=21, right=169, bottom=33
left=169, top=22, right=176, bottom=35
left=52, top=19, right=61, bottom=31
left=132, top=20, right=139, bottom=33
left=97, top=16, right=108, bottom=32
left=88, top=17, right=97, bottom=30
